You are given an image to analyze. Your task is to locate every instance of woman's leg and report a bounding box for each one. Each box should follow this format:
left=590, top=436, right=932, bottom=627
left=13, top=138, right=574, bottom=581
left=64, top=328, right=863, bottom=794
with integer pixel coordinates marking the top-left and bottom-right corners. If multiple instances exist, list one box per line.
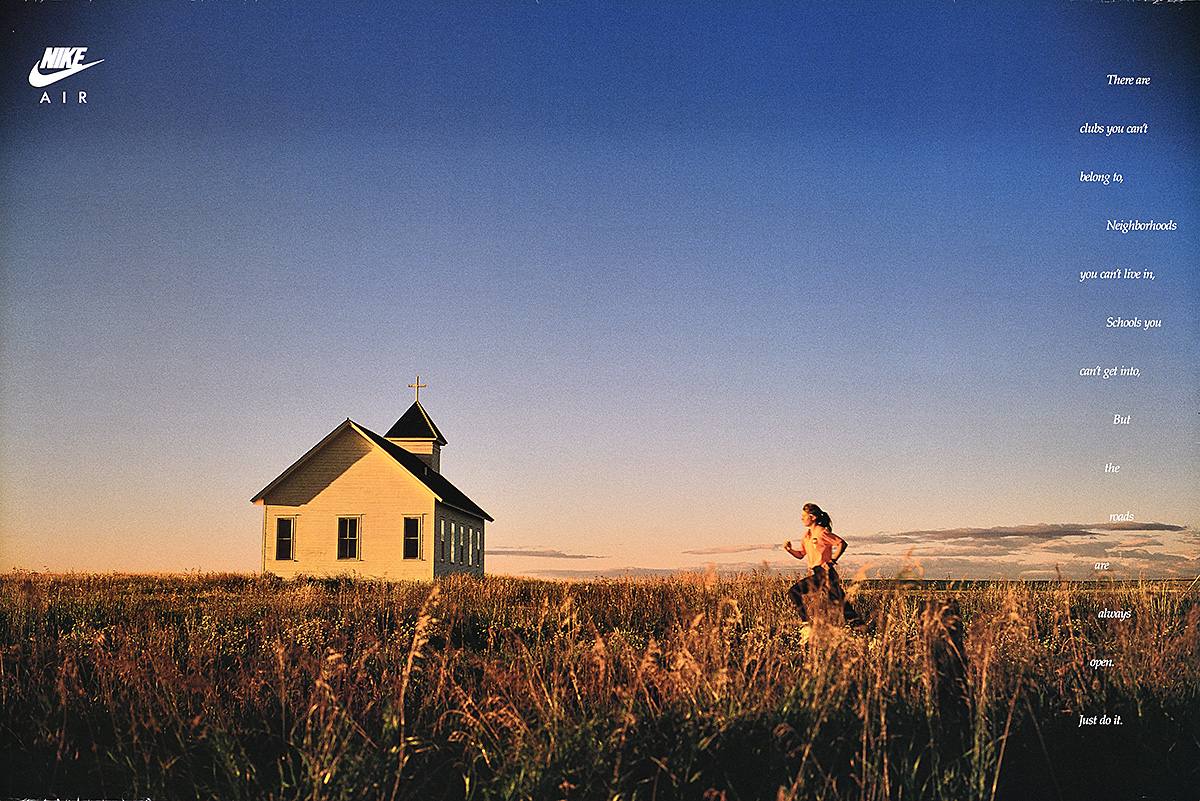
left=826, top=566, right=863, bottom=626
left=788, top=571, right=824, bottom=621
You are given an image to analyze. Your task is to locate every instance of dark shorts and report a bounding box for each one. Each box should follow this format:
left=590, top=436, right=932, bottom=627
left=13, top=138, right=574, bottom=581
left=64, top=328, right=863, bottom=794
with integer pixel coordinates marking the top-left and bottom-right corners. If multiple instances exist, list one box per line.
left=787, top=564, right=860, bottom=624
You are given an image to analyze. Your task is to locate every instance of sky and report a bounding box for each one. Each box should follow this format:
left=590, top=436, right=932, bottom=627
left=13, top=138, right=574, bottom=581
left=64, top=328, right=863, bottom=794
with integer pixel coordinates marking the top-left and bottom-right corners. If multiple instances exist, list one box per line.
left=1, top=1, right=1198, bottom=581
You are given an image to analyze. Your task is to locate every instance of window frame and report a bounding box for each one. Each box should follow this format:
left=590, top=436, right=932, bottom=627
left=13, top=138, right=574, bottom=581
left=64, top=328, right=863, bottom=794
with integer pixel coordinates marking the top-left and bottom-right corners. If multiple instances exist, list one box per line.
left=403, top=517, right=421, bottom=560
left=275, top=517, right=295, bottom=561
left=337, top=516, right=361, bottom=560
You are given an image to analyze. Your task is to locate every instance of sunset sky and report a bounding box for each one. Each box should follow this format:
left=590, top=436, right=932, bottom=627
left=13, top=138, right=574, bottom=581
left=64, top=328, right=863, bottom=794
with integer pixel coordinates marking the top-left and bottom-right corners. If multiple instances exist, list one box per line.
left=2, top=1, right=1197, bottom=581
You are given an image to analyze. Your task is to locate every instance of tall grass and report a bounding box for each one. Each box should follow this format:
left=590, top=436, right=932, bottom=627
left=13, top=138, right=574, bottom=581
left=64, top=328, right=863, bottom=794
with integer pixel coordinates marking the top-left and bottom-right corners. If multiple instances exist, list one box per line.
left=1, top=571, right=1196, bottom=799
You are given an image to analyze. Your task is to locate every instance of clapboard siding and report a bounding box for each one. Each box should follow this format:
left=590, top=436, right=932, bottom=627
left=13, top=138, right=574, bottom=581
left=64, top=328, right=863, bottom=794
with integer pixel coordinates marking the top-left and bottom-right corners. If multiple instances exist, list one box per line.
left=261, top=427, right=372, bottom=507
left=434, top=504, right=485, bottom=577
left=261, top=428, right=436, bottom=580
left=254, top=413, right=489, bottom=581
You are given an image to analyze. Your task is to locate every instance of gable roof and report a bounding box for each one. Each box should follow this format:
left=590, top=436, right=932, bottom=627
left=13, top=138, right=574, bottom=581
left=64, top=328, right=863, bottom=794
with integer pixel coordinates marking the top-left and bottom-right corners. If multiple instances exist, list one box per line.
left=251, top=418, right=492, bottom=521
left=384, top=400, right=447, bottom=445
left=353, top=422, right=491, bottom=521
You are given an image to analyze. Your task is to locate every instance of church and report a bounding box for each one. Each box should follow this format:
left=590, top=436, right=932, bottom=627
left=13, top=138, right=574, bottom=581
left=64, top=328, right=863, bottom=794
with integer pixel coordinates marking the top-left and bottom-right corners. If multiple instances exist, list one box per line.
left=251, top=380, right=492, bottom=580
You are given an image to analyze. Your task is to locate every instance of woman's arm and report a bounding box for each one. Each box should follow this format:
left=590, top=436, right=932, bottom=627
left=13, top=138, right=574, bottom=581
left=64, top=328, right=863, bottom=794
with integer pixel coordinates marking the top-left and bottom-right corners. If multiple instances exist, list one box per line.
left=831, top=537, right=846, bottom=564
left=814, top=527, right=845, bottom=565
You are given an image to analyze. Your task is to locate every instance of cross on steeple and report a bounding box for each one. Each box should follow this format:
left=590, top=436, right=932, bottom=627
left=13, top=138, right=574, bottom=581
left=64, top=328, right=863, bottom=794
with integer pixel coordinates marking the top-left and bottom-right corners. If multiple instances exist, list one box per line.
left=409, top=375, right=426, bottom=403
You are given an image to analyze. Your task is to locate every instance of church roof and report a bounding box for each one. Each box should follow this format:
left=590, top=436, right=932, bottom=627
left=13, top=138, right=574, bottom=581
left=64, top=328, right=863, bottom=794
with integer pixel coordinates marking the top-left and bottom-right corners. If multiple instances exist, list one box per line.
left=384, top=400, right=447, bottom=445
left=251, top=418, right=491, bottom=522
left=353, top=422, right=491, bottom=521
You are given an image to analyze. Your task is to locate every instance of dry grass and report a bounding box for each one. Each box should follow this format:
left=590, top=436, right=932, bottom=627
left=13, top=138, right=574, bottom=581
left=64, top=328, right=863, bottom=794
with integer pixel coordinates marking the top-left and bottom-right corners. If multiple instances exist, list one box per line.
left=1, top=570, right=1196, bottom=800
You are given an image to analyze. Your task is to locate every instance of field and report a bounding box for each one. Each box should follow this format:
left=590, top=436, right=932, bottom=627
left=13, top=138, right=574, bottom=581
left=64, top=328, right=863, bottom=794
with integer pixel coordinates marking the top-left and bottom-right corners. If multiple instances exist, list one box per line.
left=1, top=571, right=1197, bottom=800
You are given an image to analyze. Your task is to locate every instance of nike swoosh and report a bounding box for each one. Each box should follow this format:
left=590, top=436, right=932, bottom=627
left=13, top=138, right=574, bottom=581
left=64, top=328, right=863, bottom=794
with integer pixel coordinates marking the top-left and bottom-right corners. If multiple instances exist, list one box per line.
left=29, top=59, right=104, bottom=88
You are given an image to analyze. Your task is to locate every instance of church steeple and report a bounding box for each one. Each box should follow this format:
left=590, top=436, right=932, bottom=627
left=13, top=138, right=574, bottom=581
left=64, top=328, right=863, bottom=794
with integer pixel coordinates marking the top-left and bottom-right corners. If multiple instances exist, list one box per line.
left=385, top=377, right=447, bottom=472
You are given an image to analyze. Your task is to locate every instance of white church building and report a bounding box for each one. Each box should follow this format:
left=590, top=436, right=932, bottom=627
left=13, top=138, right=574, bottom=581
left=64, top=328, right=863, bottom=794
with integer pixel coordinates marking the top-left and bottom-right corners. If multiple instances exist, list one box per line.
left=252, top=381, right=491, bottom=580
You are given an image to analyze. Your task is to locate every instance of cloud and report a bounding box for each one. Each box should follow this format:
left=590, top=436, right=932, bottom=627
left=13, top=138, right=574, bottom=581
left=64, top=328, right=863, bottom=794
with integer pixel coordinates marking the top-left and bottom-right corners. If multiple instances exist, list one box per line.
left=1115, top=535, right=1164, bottom=547
left=847, top=551, right=1200, bottom=582
left=501, top=549, right=1200, bottom=582
left=489, top=548, right=605, bottom=560
left=1016, top=569, right=1063, bottom=580
left=683, top=543, right=780, bottom=555
left=509, top=565, right=700, bottom=581
left=512, top=561, right=799, bottom=581
left=1102, top=548, right=1197, bottom=565
left=865, top=522, right=1186, bottom=544
left=491, top=522, right=1200, bottom=581
left=868, top=522, right=1185, bottom=546
left=1037, top=541, right=1113, bottom=558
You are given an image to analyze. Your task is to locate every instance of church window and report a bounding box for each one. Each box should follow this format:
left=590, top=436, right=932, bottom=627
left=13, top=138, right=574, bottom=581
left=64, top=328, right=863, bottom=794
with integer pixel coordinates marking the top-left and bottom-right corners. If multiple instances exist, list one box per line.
left=337, top=517, right=360, bottom=560
left=275, top=518, right=294, bottom=560
left=404, top=517, right=421, bottom=559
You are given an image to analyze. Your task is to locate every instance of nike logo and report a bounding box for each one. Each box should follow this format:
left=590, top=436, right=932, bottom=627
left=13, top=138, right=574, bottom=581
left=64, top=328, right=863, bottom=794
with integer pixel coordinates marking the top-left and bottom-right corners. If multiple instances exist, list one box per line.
left=29, top=47, right=104, bottom=88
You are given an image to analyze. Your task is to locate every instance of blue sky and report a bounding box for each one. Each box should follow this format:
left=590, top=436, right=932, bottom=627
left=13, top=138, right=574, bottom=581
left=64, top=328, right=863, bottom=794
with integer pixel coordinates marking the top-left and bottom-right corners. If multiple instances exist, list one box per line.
left=2, top=1, right=1197, bottom=580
